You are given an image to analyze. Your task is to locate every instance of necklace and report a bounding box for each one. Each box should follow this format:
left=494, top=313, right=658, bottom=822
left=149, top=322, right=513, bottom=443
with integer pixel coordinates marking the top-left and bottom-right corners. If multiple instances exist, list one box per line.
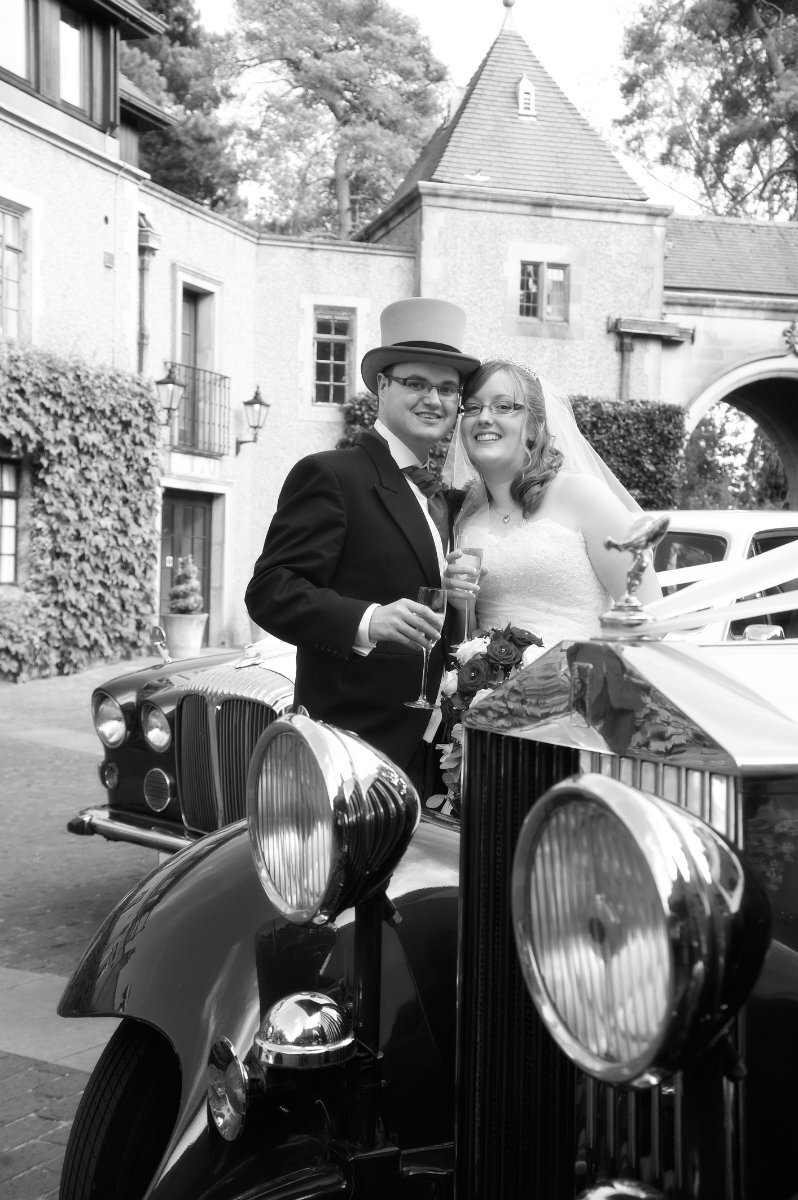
left=490, top=500, right=515, bottom=524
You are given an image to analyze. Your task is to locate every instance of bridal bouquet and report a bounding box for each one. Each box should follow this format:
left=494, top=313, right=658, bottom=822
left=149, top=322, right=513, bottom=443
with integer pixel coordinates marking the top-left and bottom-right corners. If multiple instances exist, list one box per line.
left=433, top=624, right=543, bottom=815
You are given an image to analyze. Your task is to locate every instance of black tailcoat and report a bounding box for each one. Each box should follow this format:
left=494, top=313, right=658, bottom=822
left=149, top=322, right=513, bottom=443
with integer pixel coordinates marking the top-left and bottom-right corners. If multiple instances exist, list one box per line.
left=245, top=429, right=454, bottom=770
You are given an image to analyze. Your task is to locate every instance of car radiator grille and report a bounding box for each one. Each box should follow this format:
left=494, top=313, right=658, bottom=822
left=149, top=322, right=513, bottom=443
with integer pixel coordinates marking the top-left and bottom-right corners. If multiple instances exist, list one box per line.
left=175, top=669, right=292, bottom=834
left=456, top=729, right=743, bottom=1199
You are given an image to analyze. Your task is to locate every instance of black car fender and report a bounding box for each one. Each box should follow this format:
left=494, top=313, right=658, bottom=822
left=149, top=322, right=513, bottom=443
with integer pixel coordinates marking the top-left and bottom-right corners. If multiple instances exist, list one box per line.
left=59, top=815, right=460, bottom=1198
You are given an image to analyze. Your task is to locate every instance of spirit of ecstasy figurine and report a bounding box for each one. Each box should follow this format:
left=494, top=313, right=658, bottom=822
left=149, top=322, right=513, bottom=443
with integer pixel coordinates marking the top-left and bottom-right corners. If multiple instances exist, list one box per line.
left=601, top=513, right=670, bottom=629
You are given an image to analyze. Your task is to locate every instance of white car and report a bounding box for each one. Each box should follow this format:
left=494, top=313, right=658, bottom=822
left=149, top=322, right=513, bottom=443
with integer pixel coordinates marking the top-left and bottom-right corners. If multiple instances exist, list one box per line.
left=653, top=509, right=798, bottom=640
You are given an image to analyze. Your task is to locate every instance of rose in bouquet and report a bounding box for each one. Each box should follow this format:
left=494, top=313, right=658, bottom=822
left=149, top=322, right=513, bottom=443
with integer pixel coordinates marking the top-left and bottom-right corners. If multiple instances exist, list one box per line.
left=434, top=624, right=543, bottom=815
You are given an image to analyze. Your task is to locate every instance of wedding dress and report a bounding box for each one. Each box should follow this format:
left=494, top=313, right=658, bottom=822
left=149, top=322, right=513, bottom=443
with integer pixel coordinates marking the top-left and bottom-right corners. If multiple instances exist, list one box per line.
left=472, top=518, right=612, bottom=652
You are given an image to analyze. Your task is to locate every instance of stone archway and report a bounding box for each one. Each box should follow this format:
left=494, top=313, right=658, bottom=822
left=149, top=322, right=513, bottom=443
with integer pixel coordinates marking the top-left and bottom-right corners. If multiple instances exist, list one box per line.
left=685, top=355, right=798, bottom=507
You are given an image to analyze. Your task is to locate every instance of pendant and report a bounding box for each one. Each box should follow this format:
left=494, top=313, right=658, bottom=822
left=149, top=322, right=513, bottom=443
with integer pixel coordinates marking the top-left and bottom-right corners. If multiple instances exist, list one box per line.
left=503, top=513, right=511, bottom=524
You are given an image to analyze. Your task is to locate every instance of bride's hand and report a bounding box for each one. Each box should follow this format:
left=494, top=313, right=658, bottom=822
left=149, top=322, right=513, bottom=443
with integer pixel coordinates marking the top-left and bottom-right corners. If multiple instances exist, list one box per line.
left=443, top=549, right=482, bottom=610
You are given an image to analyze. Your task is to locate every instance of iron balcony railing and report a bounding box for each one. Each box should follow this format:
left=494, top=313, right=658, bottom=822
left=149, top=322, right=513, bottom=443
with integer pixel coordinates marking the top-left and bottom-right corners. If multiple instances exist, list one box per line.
left=167, top=362, right=231, bottom=456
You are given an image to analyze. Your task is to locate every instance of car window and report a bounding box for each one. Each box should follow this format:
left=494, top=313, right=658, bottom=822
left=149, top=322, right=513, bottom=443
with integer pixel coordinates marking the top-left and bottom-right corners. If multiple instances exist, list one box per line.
left=746, top=528, right=798, bottom=639
left=654, top=532, right=728, bottom=572
left=654, top=532, right=728, bottom=597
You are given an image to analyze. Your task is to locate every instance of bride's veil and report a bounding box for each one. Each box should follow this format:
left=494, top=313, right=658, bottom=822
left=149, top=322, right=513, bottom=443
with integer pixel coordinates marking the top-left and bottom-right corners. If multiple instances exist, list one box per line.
left=442, top=361, right=642, bottom=534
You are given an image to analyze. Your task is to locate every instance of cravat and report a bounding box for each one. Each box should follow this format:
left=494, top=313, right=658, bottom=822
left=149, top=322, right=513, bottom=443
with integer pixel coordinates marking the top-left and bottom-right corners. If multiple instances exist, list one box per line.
left=403, top=465, right=450, bottom=550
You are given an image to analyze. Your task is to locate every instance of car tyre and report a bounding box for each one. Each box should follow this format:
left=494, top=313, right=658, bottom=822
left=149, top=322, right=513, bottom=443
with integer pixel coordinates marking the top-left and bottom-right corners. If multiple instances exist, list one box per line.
left=59, top=1019, right=181, bottom=1200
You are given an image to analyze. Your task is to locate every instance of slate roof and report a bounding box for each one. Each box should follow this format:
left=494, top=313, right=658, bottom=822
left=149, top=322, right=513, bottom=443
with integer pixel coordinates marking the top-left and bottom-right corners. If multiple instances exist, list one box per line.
left=393, top=25, right=647, bottom=204
left=665, top=216, right=798, bottom=296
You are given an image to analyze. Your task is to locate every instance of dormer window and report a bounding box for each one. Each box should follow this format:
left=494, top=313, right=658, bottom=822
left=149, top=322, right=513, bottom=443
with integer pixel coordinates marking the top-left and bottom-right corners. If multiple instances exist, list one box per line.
left=517, top=74, right=535, bottom=118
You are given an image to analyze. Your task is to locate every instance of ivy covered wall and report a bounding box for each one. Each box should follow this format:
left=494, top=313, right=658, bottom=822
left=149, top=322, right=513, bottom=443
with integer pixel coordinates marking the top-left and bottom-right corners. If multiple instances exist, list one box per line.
left=0, top=342, right=162, bottom=681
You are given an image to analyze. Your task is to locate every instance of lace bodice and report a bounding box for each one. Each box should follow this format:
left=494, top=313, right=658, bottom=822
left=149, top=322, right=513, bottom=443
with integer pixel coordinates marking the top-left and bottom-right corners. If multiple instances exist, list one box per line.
left=473, top=518, right=612, bottom=650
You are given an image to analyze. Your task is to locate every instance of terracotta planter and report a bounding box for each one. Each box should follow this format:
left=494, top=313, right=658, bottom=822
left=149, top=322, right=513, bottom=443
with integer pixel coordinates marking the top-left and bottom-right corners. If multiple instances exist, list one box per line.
left=160, top=612, right=208, bottom=659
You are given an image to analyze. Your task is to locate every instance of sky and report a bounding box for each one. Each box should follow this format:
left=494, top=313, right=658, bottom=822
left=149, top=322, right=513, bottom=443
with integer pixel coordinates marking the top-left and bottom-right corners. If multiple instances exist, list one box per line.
left=195, top=0, right=695, bottom=209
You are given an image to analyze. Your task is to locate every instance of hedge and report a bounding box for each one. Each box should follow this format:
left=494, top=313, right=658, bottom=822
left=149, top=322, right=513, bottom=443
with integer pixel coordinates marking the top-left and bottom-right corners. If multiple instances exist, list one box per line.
left=0, top=342, right=162, bottom=681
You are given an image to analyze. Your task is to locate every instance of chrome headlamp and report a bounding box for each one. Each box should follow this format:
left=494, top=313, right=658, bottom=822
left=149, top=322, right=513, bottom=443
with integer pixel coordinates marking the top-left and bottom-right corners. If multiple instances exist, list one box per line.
left=141, top=702, right=172, bottom=752
left=511, top=773, right=770, bottom=1086
left=92, top=692, right=127, bottom=748
left=246, top=714, right=421, bottom=924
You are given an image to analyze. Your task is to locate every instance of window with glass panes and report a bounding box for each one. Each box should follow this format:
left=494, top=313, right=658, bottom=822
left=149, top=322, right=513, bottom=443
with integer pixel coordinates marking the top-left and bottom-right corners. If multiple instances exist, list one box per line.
left=0, top=0, right=30, bottom=79
left=0, top=459, right=19, bottom=584
left=1, top=208, right=22, bottom=340
left=314, top=309, right=354, bottom=404
left=519, top=261, right=569, bottom=322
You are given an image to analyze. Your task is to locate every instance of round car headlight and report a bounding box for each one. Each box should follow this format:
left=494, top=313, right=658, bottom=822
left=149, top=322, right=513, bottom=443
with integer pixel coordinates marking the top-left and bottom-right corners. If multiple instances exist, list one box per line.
left=512, top=773, right=770, bottom=1086
left=142, top=703, right=172, bottom=752
left=247, top=713, right=420, bottom=924
left=92, top=692, right=127, bottom=748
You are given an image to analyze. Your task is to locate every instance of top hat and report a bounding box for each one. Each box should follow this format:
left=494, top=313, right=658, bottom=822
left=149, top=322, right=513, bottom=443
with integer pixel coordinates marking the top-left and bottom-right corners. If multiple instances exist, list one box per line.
left=361, top=298, right=481, bottom=395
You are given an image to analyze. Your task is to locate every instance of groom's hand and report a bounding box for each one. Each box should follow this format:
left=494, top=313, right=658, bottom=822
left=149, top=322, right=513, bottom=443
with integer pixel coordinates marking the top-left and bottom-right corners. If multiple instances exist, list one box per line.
left=369, top=599, right=445, bottom=650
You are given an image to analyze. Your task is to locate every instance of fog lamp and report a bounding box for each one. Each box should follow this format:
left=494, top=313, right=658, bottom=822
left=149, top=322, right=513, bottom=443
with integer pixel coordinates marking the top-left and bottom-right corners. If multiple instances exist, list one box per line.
left=98, top=761, right=119, bottom=790
left=512, top=773, right=770, bottom=1085
left=247, top=714, right=420, bottom=924
left=206, top=1036, right=248, bottom=1141
left=252, top=992, right=355, bottom=1069
left=92, top=692, right=127, bottom=748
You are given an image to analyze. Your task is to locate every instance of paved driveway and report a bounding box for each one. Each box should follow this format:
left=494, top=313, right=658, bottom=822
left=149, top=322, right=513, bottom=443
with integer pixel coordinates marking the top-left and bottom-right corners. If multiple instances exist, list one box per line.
left=0, top=656, right=165, bottom=1199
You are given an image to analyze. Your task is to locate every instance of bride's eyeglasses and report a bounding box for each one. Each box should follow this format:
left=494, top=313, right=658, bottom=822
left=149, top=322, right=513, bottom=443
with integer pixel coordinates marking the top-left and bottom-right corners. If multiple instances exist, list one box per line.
left=459, top=399, right=526, bottom=417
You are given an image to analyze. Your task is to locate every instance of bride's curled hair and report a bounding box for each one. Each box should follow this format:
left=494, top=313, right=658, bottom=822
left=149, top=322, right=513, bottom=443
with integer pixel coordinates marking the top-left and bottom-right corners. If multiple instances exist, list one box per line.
left=464, top=361, right=564, bottom=517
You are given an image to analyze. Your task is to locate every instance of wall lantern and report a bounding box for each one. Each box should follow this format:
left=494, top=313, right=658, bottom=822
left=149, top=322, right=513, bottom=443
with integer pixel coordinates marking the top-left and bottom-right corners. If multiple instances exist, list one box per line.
left=236, top=386, right=270, bottom=454
left=155, top=366, right=185, bottom=425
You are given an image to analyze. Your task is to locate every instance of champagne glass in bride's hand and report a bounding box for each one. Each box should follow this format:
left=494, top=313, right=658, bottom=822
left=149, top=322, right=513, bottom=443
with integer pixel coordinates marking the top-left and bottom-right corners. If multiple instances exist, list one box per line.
left=404, top=587, right=447, bottom=710
left=454, top=538, right=484, bottom=639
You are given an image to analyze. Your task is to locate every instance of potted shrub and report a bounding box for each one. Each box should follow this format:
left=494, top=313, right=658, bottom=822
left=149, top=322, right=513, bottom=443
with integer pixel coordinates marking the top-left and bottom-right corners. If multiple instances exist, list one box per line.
left=161, top=554, right=208, bottom=657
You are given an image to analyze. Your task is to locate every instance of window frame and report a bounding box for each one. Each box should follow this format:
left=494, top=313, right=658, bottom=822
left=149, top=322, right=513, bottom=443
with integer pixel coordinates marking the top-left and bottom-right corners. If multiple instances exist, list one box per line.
left=0, top=456, right=21, bottom=585
left=0, top=204, right=24, bottom=342
left=0, top=0, right=114, bottom=130
left=313, top=306, right=355, bottom=406
left=519, top=260, right=570, bottom=325
left=0, top=0, right=34, bottom=82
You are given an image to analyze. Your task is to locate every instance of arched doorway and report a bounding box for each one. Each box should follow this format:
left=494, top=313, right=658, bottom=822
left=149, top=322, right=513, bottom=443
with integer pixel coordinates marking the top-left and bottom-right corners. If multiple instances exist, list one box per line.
left=685, top=355, right=798, bottom=507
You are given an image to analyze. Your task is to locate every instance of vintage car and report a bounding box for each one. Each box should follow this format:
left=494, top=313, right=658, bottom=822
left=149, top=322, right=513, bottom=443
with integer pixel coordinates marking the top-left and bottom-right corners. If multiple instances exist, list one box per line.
left=57, top=523, right=798, bottom=1200
left=653, top=508, right=798, bottom=640
left=67, top=631, right=297, bottom=854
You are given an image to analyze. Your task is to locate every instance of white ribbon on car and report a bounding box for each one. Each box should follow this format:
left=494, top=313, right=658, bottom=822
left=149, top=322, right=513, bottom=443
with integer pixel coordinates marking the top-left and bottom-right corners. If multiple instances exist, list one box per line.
left=642, top=540, right=798, bottom=638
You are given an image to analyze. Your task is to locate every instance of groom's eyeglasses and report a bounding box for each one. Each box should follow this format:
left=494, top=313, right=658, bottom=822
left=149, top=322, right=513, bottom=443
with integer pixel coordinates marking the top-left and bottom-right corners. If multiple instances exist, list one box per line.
left=460, top=399, right=526, bottom=417
left=383, top=374, right=462, bottom=401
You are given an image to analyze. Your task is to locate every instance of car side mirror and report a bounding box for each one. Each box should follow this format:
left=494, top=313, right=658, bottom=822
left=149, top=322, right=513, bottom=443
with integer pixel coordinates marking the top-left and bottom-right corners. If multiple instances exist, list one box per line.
left=743, top=623, right=785, bottom=641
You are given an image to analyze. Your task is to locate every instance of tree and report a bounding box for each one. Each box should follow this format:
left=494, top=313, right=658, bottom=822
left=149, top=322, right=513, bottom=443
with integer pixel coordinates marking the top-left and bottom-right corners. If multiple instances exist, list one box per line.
left=617, top=0, right=798, bottom=218
left=230, top=0, right=448, bottom=237
left=680, top=407, right=742, bottom=507
left=742, top=428, right=789, bottom=507
left=121, top=0, right=243, bottom=214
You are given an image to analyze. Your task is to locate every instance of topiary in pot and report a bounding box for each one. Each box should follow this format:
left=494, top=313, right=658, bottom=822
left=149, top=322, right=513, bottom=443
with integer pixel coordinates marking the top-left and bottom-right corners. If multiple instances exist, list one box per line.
left=168, top=554, right=204, bottom=613
left=161, top=554, right=208, bottom=656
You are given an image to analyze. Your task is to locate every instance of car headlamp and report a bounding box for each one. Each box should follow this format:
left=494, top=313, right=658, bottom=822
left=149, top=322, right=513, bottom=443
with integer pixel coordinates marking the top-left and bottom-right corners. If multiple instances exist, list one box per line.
left=512, top=773, right=770, bottom=1086
left=141, top=702, right=172, bottom=752
left=92, top=692, right=127, bottom=748
left=247, top=713, right=420, bottom=924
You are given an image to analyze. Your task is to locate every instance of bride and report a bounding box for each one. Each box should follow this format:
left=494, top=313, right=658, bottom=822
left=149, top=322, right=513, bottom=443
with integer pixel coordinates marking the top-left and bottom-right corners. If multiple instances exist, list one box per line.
left=442, top=360, right=661, bottom=649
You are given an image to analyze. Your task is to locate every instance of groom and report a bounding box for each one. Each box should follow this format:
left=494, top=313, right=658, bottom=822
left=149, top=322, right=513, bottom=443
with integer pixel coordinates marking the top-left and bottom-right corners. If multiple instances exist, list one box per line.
left=245, top=297, right=479, bottom=775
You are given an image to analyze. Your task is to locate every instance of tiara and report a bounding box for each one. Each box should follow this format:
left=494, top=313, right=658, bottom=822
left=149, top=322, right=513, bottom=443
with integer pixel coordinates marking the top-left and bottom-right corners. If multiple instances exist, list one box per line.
left=478, top=357, right=539, bottom=380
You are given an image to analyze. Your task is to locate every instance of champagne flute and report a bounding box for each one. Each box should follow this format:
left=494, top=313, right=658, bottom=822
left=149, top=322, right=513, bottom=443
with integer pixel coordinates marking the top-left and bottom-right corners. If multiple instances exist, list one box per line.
left=404, top=586, right=447, bottom=710
left=455, top=536, right=484, bottom=640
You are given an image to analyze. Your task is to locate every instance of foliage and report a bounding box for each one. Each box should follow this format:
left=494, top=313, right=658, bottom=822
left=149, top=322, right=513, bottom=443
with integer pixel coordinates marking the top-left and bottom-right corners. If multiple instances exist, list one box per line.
left=229, top=0, right=448, bottom=237
left=617, top=0, right=798, bottom=218
left=570, top=397, right=685, bottom=509
left=680, top=402, right=789, bottom=508
left=168, top=554, right=204, bottom=613
left=121, top=0, right=243, bottom=214
left=0, top=342, right=161, bottom=681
